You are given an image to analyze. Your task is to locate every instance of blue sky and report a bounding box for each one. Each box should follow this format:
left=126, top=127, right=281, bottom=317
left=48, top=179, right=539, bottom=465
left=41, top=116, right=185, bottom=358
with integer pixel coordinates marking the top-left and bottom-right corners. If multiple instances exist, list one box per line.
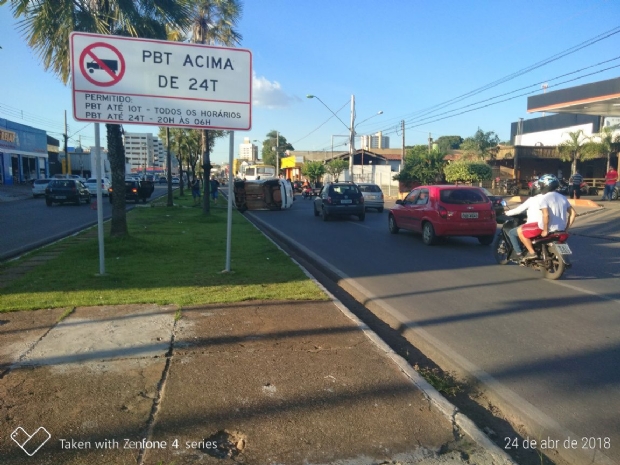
left=2, top=0, right=620, bottom=164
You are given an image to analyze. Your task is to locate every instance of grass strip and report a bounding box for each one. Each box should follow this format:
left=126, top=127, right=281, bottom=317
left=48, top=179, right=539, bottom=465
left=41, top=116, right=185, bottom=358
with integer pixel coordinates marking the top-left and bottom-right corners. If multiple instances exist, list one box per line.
left=0, top=194, right=327, bottom=312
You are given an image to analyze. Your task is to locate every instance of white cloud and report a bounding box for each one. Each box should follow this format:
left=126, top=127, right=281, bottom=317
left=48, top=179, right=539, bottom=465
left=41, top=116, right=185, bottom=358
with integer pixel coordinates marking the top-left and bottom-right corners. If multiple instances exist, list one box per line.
left=252, top=72, right=300, bottom=109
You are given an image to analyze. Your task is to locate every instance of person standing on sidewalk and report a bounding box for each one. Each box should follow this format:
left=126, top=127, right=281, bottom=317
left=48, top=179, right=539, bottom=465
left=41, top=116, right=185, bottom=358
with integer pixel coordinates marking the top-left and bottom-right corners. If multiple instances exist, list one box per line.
left=210, top=176, right=220, bottom=205
left=569, top=169, right=583, bottom=199
left=602, top=166, right=618, bottom=201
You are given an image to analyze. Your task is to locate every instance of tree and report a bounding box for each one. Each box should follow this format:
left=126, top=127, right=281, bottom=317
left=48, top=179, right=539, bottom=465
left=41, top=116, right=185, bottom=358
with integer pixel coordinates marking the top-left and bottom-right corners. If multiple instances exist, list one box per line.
left=444, top=161, right=492, bottom=184
left=2, top=0, right=192, bottom=237
left=557, top=130, right=596, bottom=175
left=301, top=161, right=325, bottom=185
left=325, top=159, right=348, bottom=182
left=461, top=129, right=500, bottom=160
left=435, top=135, right=463, bottom=153
left=190, top=0, right=242, bottom=214
left=261, top=131, right=294, bottom=168
left=583, top=124, right=620, bottom=171
left=393, top=145, right=447, bottom=185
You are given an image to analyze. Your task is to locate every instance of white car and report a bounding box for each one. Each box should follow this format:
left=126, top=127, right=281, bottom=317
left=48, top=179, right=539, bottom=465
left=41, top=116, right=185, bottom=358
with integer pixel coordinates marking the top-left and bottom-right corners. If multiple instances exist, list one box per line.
left=85, top=178, right=111, bottom=196
left=32, top=178, right=51, bottom=198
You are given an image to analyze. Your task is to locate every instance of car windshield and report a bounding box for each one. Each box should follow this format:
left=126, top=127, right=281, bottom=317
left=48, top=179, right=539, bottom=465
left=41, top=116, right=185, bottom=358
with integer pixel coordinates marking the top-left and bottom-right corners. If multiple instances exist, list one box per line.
left=358, top=184, right=381, bottom=193
left=440, top=189, right=486, bottom=204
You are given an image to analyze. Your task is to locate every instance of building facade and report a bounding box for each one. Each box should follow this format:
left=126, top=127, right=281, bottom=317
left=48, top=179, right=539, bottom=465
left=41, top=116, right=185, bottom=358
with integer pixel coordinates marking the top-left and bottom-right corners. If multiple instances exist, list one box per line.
left=360, top=131, right=390, bottom=149
left=239, top=137, right=258, bottom=161
left=0, top=118, right=48, bottom=184
left=123, top=132, right=165, bottom=175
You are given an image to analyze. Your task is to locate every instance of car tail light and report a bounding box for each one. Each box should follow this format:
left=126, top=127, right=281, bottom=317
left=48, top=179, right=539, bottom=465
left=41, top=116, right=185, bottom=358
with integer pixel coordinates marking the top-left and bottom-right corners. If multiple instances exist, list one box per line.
left=359, top=196, right=364, bottom=204
left=438, top=205, right=448, bottom=219
left=132, top=188, right=138, bottom=194
left=326, top=196, right=333, bottom=204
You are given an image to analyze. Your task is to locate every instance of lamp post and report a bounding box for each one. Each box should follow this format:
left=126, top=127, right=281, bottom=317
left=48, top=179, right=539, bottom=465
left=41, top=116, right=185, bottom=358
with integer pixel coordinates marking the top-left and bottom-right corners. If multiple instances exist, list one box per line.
left=307, top=94, right=382, bottom=182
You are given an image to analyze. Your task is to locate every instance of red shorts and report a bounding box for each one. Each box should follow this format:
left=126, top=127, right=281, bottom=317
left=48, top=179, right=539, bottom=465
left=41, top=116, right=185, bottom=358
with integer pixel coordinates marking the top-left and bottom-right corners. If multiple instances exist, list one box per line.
left=521, top=222, right=543, bottom=239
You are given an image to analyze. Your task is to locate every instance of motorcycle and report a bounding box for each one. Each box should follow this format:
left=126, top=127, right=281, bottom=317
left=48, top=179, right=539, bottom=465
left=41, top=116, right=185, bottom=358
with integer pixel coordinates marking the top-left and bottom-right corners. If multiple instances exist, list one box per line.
left=494, top=213, right=572, bottom=280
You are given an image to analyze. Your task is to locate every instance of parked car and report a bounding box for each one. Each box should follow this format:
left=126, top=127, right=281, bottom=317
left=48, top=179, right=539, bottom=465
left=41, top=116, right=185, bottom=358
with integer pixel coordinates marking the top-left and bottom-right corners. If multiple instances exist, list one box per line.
left=158, top=176, right=168, bottom=184
left=479, top=187, right=507, bottom=220
left=45, top=179, right=91, bottom=206
left=109, top=180, right=154, bottom=203
left=356, top=182, right=384, bottom=212
left=171, top=176, right=180, bottom=185
left=84, top=177, right=111, bottom=196
left=313, top=182, right=365, bottom=221
left=388, top=185, right=496, bottom=245
left=31, top=178, right=51, bottom=198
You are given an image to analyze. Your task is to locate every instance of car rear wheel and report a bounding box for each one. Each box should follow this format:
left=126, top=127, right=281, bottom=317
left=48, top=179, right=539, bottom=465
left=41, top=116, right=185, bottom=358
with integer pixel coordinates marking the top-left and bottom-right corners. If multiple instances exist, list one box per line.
left=75, top=196, right=81, bottom=206
left=322, top=207, right=329, bottom=221
left=45, top=198, right=52, bottom=207
left=422, top=222, right=437, bottom=245
left=388, top=214, right=399, bottom=234
left=358, top=212, right=365, bottom=221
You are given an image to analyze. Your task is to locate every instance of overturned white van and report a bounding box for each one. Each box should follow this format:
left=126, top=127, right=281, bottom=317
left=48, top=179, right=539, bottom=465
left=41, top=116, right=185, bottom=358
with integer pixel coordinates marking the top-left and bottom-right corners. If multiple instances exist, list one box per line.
left=233, top=179, right=294, bottom=212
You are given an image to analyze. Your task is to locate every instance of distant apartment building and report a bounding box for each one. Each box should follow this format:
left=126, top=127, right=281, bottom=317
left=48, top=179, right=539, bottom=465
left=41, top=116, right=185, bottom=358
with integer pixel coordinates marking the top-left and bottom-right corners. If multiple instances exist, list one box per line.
left=123, top=132, right=165, bottom=174
left=360, top=131, right=390, bottom=149
left=239, top=137, right=258, bottom=161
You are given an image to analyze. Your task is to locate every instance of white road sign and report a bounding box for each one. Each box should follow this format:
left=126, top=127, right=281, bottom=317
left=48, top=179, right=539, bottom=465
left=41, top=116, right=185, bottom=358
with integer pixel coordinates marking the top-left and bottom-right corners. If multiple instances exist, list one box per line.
left=70, top=32, right=252, bottom=130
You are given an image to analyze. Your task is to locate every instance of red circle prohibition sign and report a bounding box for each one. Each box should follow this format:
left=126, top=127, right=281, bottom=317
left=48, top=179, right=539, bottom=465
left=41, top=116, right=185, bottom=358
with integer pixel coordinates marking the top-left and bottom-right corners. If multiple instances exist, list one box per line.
left=79, top=42, right=126, bottom=87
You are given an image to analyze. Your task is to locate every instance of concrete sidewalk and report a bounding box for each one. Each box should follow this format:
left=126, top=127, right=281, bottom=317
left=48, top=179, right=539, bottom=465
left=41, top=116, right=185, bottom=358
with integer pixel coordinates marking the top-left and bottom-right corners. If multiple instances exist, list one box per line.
left=0, top=300, right=514, bottom=465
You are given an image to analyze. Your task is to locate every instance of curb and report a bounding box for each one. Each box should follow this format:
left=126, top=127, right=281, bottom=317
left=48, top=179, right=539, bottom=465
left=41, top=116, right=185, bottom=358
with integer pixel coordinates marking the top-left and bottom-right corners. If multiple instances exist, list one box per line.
left=247, top=211, right=517, bottom=465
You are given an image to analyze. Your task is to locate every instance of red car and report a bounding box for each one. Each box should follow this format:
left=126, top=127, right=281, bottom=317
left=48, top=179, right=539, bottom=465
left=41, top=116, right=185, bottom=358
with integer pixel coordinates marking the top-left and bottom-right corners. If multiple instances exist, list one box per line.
left=388, top=185, right=497, bottom=245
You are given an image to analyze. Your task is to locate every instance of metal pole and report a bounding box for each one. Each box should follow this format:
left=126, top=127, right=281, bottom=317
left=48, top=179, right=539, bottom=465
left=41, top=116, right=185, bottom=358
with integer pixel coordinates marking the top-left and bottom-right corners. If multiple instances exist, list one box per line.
left=166, top=127, right=173, bottom=207
left=349, top=95, right=355, bottom=182
left=94, top=123, right=105, bottom=275
left=225, top=131, right=234, bottom=272
left=276, top=131, right=279, bottom=176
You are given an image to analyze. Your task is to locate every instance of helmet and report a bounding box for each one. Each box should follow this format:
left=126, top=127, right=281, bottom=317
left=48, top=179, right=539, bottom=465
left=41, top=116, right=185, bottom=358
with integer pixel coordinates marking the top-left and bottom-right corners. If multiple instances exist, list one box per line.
left=536, top=174, right=560, bottom=194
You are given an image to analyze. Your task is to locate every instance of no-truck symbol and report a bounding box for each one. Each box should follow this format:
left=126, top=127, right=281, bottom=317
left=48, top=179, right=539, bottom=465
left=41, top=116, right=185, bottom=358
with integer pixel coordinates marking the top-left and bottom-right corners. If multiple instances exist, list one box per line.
left=79, top=42, right=126, bottom=87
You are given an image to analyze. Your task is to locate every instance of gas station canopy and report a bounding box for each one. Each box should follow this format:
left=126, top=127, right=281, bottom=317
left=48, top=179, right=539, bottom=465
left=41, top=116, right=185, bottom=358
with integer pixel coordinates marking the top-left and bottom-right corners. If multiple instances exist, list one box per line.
left=528, top=76, right=620, bottom=116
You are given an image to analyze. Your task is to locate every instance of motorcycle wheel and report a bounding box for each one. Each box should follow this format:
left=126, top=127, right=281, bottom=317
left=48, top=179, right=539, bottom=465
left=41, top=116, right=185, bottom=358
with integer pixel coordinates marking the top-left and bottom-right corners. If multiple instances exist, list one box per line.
left=493, top=235, right=509, bottom=265
left=541, top=244, right=565, bottom=280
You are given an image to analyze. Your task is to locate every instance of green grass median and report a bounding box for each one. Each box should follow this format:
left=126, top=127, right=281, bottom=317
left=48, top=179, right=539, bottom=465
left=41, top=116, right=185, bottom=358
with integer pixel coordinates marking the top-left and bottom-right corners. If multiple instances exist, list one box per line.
left=0, top=194, right=327, bottom=312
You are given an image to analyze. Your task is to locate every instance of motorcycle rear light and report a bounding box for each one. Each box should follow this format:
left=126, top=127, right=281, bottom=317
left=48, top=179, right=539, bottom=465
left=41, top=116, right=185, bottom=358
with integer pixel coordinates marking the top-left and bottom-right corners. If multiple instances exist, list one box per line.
left=438, top=205, right=448, bottom=219
left=557, top=233, right=569, bottom=242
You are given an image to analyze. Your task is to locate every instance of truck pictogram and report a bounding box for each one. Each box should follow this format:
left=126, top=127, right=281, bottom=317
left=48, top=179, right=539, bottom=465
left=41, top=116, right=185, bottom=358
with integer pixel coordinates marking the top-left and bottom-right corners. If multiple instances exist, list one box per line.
left=87, top=59, right=118, bottom=74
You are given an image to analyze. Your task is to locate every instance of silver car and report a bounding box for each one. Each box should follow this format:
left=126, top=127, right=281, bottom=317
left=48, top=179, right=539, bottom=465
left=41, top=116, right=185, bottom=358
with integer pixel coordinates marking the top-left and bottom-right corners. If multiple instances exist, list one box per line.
left=32, top=178, right=51, bottom=198
left=357, top=183, right=384, bottom=212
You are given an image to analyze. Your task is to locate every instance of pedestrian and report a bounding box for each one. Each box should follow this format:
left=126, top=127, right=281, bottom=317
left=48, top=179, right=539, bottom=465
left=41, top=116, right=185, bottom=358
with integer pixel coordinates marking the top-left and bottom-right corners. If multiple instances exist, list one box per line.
left=210, top=175, right=220, bottom=204
left=601, top=166, right=618, bottom=201
left=191, top=178, right=201, bottom=205
left=569, top=169, right=583, bottom=199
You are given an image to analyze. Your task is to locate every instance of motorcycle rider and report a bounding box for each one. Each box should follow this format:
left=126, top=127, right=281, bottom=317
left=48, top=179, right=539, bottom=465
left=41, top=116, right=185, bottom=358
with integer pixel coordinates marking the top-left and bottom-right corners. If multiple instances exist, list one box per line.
left=503, top=189, right=544, bottom=260
left=519, top=174, right=576, bottom=260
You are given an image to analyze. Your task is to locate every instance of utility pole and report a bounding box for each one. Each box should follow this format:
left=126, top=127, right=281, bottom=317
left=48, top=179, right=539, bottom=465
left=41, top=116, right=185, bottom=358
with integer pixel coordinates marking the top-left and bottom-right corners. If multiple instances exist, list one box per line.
left=64, top=111, right=70, bottom=175
left=401, top=120, right=405, bottom=171
left=349, top=95, right=355, bottom=181
left=276, top=131, right=279, bottom=176
left=428, top=133, right=433, bottom=153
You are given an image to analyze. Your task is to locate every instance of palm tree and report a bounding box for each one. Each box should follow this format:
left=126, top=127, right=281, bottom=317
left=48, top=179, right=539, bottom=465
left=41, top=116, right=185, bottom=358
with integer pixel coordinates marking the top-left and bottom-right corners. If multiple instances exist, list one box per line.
left=2, top=0, right=192, bottom=236
left=557, top=130, right=594, bottom=176
left=189, top=0, right=243, bottom=213
left=584, top=124, right=620, bottom=172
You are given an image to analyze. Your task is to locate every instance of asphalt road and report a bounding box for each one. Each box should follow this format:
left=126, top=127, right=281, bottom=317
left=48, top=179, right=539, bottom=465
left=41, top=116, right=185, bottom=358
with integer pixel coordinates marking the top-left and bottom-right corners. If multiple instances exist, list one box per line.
left=248, top=197, right=620, bottom=465
left=0, top=186, right=168, bottom=261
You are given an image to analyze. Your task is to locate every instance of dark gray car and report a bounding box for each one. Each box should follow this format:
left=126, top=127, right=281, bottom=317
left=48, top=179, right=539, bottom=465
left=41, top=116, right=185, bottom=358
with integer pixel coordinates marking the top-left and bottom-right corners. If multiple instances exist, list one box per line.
left=313, top=182, right=365, bottom=221
left=45, top=179, right=91, bottom=206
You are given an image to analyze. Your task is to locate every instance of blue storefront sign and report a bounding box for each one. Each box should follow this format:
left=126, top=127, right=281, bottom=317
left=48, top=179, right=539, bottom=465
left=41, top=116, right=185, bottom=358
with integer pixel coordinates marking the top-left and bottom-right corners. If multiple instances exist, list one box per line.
left=0, top=118, right=48, bottom=185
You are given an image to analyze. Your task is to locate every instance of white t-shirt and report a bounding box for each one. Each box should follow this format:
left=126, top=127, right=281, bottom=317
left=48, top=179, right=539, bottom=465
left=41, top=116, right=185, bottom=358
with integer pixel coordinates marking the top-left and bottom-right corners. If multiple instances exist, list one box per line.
left=538, top=192, right=570, bottom=231
left=505, top=194, right=543, bottom=225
